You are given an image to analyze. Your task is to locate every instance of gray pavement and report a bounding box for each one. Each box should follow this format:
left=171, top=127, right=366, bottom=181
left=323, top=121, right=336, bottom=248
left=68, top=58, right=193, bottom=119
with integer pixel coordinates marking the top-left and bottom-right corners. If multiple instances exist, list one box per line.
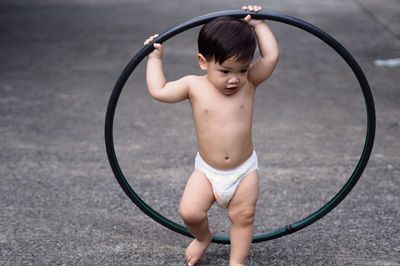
left=1, top=0, right=399, bottom=265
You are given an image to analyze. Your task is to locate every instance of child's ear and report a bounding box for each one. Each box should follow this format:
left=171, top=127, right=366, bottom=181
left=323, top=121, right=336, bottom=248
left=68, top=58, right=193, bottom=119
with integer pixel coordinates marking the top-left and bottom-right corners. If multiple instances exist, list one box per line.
left=197, top=53, right=208, bottom=70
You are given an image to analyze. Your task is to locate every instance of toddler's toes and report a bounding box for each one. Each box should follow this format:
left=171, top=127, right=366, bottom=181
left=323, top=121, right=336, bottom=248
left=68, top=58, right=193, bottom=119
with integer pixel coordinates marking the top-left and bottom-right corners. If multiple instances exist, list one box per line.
left=186, top=255, right=193, bottom=266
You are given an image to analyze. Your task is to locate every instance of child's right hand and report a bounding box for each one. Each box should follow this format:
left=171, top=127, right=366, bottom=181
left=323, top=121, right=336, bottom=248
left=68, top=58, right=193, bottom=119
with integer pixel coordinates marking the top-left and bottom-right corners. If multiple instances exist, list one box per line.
left=144, top=34, right=164, bottom=59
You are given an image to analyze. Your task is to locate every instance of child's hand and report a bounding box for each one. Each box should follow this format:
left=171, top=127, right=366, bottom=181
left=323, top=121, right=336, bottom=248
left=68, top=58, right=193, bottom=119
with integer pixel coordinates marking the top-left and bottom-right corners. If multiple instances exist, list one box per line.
left=242, top=5, right=264, bottom=27
left=144, top=34, right=164, bottom=59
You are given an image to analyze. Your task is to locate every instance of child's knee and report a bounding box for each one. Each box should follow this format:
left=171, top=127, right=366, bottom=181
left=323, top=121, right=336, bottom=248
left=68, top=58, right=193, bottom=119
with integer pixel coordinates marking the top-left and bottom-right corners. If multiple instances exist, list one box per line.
left=180, top=204, right=207, bottom=225
left=228, top=206, right=256, bottom=226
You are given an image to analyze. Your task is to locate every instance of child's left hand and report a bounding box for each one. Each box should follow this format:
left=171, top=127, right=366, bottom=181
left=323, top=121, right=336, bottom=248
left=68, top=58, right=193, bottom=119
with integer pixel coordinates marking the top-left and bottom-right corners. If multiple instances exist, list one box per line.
left=242, top=5, right=264, bottom=27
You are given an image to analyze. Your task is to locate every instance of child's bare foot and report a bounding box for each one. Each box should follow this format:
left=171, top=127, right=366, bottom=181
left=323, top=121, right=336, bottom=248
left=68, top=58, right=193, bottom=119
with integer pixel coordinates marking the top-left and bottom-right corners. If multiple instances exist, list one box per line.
left=229, top=262, right=246, bottom=266
left=185, top=232, right=213, bottom=266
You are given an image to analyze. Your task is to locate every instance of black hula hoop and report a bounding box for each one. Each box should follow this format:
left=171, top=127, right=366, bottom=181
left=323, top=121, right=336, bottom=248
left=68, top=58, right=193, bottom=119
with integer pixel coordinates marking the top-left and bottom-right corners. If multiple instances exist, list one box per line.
left=105, top=10, right=376, bottom=244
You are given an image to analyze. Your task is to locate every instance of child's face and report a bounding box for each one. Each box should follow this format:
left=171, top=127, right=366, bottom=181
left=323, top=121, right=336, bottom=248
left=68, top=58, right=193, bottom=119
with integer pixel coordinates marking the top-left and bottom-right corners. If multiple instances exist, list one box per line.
left=198, top=55, right=251, bottom=96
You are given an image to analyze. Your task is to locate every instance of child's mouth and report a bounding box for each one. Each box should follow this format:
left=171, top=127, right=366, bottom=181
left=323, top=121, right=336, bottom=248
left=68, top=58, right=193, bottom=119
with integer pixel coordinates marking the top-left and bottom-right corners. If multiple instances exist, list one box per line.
left=226, top=85, right=238, bottom=90
left=224, top=86, right=238, bottom=95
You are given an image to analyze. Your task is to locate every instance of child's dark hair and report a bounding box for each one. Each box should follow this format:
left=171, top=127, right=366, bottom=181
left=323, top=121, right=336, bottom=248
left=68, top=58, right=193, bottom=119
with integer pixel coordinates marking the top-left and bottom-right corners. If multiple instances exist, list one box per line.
left=198, top=16, right=256, bottom=64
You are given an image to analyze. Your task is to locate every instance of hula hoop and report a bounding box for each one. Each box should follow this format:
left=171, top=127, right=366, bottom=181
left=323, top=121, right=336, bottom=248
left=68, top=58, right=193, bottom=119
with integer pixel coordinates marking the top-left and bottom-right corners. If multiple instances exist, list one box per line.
left=105, top=10, right=376, bottom=244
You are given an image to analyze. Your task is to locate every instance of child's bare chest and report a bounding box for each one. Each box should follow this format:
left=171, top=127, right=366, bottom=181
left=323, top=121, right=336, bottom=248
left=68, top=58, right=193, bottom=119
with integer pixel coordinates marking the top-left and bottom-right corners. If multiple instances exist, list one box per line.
left=205, top=99, right=250, bottom=122
left=192, top=87, right=254, bottom=125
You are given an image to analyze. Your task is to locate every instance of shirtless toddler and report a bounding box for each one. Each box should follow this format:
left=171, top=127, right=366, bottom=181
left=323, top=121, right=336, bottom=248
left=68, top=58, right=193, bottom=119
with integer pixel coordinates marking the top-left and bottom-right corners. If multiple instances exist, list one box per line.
left=144, top=5, right=279, bottom=265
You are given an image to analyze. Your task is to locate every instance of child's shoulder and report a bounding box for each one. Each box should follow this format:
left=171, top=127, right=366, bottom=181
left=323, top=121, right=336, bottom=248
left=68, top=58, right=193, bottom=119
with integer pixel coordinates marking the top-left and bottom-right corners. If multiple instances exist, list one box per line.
left=182, top=74, right=205, bottom=83
left=180, top=75, right=207, bottom=99
left=180, top=74, right=206, bottom=88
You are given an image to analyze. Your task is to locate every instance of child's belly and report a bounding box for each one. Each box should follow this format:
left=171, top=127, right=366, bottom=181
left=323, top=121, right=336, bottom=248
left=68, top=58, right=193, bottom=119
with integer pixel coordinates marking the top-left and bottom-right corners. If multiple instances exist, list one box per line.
left=196, top=128, right=254, bottom=170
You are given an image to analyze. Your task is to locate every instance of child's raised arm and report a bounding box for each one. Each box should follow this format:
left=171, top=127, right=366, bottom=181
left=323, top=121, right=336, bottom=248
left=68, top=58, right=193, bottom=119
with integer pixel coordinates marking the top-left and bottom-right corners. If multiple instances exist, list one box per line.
left=144, top=34, right=190, bottom=103
left=243, top=5, right=280, bottom=88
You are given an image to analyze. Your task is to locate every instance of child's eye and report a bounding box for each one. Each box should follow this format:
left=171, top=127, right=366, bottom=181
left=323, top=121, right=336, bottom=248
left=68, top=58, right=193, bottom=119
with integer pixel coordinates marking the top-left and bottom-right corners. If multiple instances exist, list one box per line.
left=220, top=70, right=229, bottom=74
left=240, top=69, right=248, bottom=73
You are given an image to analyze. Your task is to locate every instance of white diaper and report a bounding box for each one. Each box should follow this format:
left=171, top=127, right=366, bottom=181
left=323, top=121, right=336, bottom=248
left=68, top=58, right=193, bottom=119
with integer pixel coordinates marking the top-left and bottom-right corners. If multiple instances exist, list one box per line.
left=195, top=151, right=258, bottom=208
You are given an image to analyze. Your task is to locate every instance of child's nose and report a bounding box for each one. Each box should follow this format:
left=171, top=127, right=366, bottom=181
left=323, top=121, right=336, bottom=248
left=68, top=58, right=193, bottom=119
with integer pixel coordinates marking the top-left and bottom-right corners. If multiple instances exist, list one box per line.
left=228, top=76, right=239, bottom=84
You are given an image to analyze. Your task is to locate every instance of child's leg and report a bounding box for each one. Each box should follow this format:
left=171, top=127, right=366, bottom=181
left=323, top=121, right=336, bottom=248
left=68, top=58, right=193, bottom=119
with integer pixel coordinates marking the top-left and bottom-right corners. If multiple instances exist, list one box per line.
left=227, top=171, right=259, bottom=266
left=180, top=170, right=215, bottom=266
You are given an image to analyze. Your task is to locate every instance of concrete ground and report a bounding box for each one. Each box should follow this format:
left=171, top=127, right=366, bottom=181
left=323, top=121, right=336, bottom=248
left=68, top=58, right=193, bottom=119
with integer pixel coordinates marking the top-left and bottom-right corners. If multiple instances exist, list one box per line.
left=0, top=0, right=399, bottom=265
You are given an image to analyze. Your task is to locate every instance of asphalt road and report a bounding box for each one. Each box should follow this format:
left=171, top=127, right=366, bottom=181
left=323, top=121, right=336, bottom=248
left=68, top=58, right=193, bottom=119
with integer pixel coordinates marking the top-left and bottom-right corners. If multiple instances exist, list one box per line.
left=0, top=0, right=399, bottom=265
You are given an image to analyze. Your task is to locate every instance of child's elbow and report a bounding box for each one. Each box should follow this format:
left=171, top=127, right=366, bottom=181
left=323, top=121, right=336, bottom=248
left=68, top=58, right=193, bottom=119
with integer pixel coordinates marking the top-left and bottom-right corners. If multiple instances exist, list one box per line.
left=261, top=53, right=279, bottom=70
left=148, top=89, right=167, bottom=103
left=272, top=53, right=279, bottom=67
left=269, top=49, right=280, bottom=64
